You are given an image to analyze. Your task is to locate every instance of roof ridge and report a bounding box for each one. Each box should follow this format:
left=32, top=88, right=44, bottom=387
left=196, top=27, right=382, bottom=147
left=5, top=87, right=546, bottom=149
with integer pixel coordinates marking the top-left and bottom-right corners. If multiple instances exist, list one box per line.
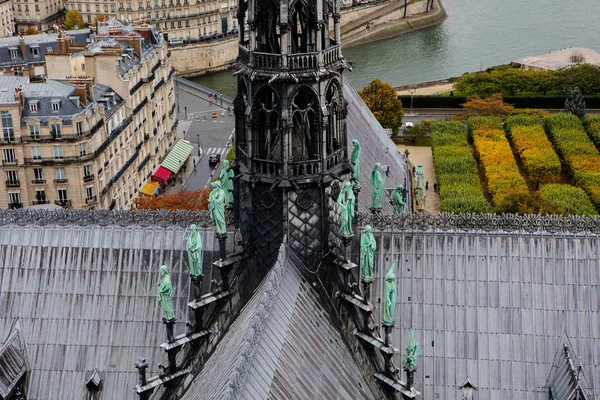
left=226, top=243, right=288, bottom=400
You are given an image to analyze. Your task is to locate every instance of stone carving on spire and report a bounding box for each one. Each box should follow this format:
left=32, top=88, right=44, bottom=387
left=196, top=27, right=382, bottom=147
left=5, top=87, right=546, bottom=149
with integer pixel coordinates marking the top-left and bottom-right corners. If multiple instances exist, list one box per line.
left=158, top=265, right=175, bottom=321
left=209, top=181, right=227, bottom=235
left=337, top=181, right=355, bottom=237
left=383, top=259, right=398, bottom=325
left=184, top=224, right=203, bottom=278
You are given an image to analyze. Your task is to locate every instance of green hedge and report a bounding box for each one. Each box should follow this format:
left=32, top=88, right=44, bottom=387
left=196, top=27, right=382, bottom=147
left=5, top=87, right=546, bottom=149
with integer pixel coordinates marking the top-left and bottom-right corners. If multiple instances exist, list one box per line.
left=544, top=113, right=600, bottom=209
left=584, top=115, right=600, bottom=150
left=539, top=184, right=597, bottom=216
left=430, top=121, right=492, bottom=213
left=397, top=95, right=600, bottom=109
left=505, top=115, right=561, bottom=183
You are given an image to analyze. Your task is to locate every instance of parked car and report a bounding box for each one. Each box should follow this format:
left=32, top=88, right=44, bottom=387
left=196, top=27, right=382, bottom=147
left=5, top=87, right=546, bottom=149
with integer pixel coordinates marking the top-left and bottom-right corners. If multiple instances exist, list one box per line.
left=168, top=38, right=184, bottom=46
left=208, top=153, right=221, bottom=165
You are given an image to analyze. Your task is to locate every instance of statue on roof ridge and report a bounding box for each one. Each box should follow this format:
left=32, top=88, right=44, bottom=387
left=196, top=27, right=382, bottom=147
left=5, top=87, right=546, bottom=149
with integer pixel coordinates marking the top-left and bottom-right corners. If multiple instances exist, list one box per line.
left=209, top=181, right=227, bottom=235
left=337, top=181, right=356, bottom=237
left=370, top=162, right=387, bottom=210
left=219, top=159, right=234, bottom=207
left=391, top=184, right=405, bottom=214
left=350, top=139, right=361, bottom=185
left=360, top=225, right=376, bottom=282
left=158, top=265, right=175, bottom=321
left=383, top=259, right=398, bottom=325
left=184, top=224, right=202, bottom=278
left=404, top=329, right=419, bottom=370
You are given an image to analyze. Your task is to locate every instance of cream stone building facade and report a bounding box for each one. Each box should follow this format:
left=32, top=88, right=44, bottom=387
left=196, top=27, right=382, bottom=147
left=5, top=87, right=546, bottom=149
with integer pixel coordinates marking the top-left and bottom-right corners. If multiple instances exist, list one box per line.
left=68, top=0, right=237, bottom=39
left=13, top=0, right=64, bottom=33
left=0, top=22, right=177, bottom=210
left=0, top=0, right=14, bottom=37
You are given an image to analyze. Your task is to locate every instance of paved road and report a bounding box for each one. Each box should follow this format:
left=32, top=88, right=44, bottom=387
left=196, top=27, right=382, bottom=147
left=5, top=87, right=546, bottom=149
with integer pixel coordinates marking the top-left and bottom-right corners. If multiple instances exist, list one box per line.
left=174, top=86, right=235, bottom=190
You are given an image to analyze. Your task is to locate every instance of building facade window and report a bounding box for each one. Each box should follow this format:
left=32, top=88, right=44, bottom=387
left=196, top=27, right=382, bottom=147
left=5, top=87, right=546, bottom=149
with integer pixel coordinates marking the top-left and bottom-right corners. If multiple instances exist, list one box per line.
left=86, top=186, right=95, bottom=200
left=57, top=188, right=68, bottom=201
left=8, top=192, right=21, bottom=205
left=29, top=102, right=37, bottom=112
left=3, top=148, right=16, bottom=163
left=53, top=145, right=63, bottom=159
left=79, top=142, right=87, bottom=156
left=6, top=170, right=18, bottom=185
left=76, top=121, right=85, bottom=136
left=35, top=189, right=46, bottom=203
left=29, top=124, right=39, bottom=138
left=50, top=123, right=61, bottom=137
left=33, top=168, right=43, bottom=181
left=1, top=111, right=13, bottom=142
left=31, top=146, right=41, bottom=160
left=55, top=167, right=65, bottom=181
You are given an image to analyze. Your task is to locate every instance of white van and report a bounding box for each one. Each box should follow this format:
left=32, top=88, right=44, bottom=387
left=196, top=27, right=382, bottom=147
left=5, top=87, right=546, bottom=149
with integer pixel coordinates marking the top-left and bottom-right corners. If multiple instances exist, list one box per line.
left=168, top=39, right=184, bottom=45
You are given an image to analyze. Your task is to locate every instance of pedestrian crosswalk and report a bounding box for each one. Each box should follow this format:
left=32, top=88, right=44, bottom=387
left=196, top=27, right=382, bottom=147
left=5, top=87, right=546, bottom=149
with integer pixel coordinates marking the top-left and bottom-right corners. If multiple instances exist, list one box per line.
left=204, top=147, right=228, bottom=155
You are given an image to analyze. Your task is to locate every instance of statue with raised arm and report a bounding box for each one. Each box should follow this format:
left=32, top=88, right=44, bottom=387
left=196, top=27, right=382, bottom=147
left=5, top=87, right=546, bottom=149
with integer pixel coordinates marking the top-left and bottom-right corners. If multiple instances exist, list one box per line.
left=383, top=259, right=399, bottom=325
left=184, top=224, right=202, bottom=277
left=350, top=139, right=361, bottom=185
left=404, top=329, right=420, bottom=370
left=157, top=265, right=175, bottom=321
left=209, top=181, right=227, bottom=235
left=337, top=181, right=356, bottom=237
left=360, top=225, right=376, bottom=282
left=370, top=162, right=387, bottom=210
left=392, top=184, right=405, bottom=214
left=219, top=159, right=234, bottom=207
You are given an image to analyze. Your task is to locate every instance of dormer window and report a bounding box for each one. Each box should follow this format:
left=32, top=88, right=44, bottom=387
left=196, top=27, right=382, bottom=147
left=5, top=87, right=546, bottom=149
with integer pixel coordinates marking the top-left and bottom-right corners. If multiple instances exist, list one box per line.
left=31, top=47, right=39, bottom=58
left=9, top=47, right=17, bottom=59
left=51, top=100, right=60, bottom=112
left=29, top=101, right=38, bottom=112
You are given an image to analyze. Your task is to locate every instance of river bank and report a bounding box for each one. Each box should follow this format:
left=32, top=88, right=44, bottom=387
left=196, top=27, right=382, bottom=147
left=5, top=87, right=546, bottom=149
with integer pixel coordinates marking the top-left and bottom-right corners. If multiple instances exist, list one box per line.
left=173, top=0, right=446, bottom=79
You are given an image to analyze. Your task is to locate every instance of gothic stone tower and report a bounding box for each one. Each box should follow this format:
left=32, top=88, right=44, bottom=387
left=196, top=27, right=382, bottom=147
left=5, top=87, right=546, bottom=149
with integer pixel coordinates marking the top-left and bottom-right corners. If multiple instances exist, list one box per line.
left=233, top=0, right=349, bottom=266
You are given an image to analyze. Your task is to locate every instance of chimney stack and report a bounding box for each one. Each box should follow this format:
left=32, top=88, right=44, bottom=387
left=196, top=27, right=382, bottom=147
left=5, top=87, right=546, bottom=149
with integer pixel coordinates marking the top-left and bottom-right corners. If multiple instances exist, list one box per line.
left=133, top=24, right=152, bottom=45
left=74, top=82, right=88, bottom=106
left=57, top=32, right=70, bottom=53
left=14, top=86, right=24, bottom=109
left=18, top=35, right=26, bottom=60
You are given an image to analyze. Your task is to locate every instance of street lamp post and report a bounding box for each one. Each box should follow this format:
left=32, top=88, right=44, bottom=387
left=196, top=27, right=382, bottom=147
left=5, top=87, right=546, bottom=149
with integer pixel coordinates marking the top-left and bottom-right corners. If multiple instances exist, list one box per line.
left=409, top=88, right=416, bottom=110
left=197, top=133, right=200, bottom=156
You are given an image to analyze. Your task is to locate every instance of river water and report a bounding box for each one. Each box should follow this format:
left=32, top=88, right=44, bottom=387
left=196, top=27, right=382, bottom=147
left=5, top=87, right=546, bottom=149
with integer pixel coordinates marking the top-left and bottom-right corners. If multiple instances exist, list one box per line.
left=192, top=0, right=599, bottom=96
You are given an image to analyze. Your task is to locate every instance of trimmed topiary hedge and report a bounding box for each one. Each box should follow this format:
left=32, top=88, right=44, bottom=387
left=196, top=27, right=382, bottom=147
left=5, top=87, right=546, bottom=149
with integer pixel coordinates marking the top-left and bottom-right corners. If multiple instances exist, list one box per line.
left=539, top=184, right=597, bottom=216
left=470, top=117, right=530, bottom=213
left=430, top=121, right=492, bottom=213
left=505, top=115, right=561, bottom=184
left=544, top=113, right=600, bottom=209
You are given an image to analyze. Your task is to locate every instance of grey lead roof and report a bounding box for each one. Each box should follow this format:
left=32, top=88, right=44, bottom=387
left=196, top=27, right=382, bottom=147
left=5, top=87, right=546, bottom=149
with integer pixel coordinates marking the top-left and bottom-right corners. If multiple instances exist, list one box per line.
left=181, top=244, right=377, bottom=400
left=366, top=230, right=600, bottom=400
left=0, top=225, right=221, bottom=400
left=344, top=78, right=411, bottom=214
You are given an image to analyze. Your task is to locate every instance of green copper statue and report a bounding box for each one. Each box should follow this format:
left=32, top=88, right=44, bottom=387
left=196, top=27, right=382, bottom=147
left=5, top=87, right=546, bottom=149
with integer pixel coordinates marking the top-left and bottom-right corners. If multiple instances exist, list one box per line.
left=209, top=181, right=227, bottom=235
left=392, top=184, right=405, bottom=214
left=383, top=259, right=399, bottom=325
left=337, top=181, right=356, bottom=237
left=219, top=159, right=234, bottom=207
left=350, top=139, right=361, bottom=185
left=184, top=224, right=202, bottom=277
left=158, top=265, right=175, bottom=321
left=360, top=225, right=376, bottom=282
left=404, top=329, right=420, bottom=370
left=370, top=163, right=387, bottom=210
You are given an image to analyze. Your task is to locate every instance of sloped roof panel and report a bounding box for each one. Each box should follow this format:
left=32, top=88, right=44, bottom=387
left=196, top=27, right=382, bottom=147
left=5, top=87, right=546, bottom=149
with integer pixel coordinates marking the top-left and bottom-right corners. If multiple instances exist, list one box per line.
left=181, top=244, right=377, bottom=400
left=0, top=224, right=220, bottom=400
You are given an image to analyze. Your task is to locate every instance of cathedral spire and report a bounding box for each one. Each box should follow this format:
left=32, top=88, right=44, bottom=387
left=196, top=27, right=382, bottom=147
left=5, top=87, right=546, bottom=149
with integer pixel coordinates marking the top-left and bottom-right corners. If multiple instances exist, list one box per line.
left=233, top=0, right=350, bottom=265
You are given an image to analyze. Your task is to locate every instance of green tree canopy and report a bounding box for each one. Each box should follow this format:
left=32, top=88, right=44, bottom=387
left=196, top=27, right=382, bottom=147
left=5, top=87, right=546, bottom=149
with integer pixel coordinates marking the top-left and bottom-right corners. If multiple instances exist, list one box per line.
left=454, top=64, right=600, bottom=97
left=359, top=78, right=404, bottom=134
left=63, top=10, right=86, bottom=30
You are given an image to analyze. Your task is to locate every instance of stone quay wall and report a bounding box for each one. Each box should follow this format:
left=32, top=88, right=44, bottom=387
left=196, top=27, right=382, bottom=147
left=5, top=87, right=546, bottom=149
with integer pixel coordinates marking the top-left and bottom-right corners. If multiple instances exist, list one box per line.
left=172, top=0, right=445, bottom=78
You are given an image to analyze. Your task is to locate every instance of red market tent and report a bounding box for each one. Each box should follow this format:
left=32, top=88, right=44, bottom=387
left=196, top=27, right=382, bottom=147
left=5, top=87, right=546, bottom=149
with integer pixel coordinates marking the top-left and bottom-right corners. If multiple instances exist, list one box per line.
left=151, top=166, right=172, bottom=184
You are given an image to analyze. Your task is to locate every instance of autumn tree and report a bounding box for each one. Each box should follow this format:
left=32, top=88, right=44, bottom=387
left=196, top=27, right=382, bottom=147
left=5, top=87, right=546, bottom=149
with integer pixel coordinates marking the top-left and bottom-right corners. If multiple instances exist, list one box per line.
left=359, top=78, right=404, bottom=134
left=458, top=93, right=515, bottom=118
left=94, top=14, right=106, bottom=24
left=62, top=10, right=86, bottom=30
left=24, top=27, right=40, bottom=35
left=134, top=188, right=210, bottom=211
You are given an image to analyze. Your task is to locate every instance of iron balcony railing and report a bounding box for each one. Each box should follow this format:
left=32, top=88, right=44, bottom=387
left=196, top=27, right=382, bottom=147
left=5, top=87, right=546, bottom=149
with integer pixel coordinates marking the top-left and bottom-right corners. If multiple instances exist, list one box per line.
left=239, top=45, right=342, bottom=72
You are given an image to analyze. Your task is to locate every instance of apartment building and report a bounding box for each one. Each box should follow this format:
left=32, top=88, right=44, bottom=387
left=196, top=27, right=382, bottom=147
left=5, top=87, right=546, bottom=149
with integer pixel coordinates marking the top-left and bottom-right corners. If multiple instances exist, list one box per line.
left=0, top=0, right=14, bottom=37
left=0, top=22, right=177, bottom=210
left=0, top=76, right=125, bottom=209
left=0, top=29, right=89, bottom=78
left=68, top=0, right=238, bottom=40
left=13, top=0, right=64, bottom=33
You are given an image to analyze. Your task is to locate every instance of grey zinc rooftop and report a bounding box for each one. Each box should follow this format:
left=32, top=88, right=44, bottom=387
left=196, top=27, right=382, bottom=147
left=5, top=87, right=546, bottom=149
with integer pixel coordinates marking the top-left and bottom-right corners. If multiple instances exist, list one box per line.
left=364, top=228, right=600, bottom=399
left=181, top=244, right=378, bottom=400
left=0, top=223, right=224, bottom=400
left=344, top=78, right=411, bottom=214
left=0, top=76, right=28, bottom=102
